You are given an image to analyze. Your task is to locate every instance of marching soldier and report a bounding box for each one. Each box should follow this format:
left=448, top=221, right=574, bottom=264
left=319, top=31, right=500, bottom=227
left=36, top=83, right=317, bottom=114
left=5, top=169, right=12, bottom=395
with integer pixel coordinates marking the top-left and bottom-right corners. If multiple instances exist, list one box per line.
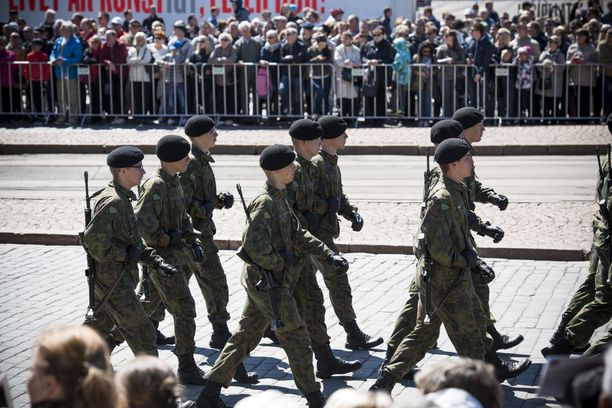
left=82, top=146, right=177, bottom=357
left=196, top=144, right=352, bottom=408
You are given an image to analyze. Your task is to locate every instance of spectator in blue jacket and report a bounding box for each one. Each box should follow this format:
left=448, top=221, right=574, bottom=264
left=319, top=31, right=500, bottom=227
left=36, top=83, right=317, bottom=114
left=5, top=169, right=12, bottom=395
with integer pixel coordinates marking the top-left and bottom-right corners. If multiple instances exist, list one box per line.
left=466, top=22, right=494, bottom=117
left=49, top=22, right=83, bottom=125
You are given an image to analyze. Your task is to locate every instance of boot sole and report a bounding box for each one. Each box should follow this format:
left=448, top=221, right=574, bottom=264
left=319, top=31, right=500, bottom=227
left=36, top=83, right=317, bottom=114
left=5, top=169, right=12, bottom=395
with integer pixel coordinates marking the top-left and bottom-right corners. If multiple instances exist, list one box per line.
left=234, top=374, right=259, bottom=384
left=316, top=362, right=363, bottom=379
left=345, top=336, right=384, bottom=350
left=497, top=359, right=532, bottom=383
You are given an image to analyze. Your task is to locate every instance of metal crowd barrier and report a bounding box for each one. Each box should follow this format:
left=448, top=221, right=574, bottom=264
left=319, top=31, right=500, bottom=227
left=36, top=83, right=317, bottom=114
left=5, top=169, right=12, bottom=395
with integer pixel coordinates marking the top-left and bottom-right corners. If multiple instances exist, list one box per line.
left=0, top=61, right=609, bottom=124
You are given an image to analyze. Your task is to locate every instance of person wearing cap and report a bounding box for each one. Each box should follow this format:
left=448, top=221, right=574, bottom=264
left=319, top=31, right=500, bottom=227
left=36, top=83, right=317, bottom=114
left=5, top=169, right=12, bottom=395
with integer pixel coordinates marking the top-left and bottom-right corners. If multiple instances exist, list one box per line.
left=285, top=119, right=363, bottom=378
left=543, top=119, right=612, bottom=358
left=231, top=0, right=251, bottom=22
left=371, top=138, right=531, bottom=394
left=310, top=116, right=384, bottom=350
left=100, top=29, right=127, bottom=125
left=300, top=22, right=315, bottom=46
left=82, top=146, right=178, bottom=358
left=179, top=115, right=257, bottom=384
left=120, top=18, right=142, bottom=47
left=197, top=144, right=350, bottom=408
left=134, top=135, right=207, bottom=385
left=535, top=34, right=565, bottom=118
left=111, top=16, right=125, bottom=37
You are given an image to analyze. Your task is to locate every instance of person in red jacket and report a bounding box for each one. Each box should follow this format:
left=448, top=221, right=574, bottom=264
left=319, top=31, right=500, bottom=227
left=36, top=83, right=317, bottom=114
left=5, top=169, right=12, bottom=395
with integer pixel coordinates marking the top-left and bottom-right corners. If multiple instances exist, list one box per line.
left=24, top=39, right=50, bottom=118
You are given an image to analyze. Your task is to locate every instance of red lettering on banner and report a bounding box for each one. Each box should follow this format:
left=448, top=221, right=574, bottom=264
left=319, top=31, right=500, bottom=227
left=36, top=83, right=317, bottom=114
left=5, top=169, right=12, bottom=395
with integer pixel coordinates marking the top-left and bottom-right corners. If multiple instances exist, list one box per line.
left=113, top=0, right=126, bottom=12
left=222, top=0, right=232, bottom=13
left=68, top=0, right=80, bottom=11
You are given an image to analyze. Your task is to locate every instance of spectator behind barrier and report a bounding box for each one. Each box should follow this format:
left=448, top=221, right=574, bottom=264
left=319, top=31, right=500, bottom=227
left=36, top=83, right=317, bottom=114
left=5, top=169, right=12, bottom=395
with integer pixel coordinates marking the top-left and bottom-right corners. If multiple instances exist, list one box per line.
left=27, top=325, right=117, bottom=408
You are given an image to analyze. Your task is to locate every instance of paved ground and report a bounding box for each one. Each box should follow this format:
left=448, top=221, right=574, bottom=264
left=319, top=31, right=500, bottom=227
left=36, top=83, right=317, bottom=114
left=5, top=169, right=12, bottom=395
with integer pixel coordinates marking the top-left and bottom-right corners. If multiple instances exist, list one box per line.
left=0, top=124, right=609, bottom=155
left=1, top=245, right=609, bottom=407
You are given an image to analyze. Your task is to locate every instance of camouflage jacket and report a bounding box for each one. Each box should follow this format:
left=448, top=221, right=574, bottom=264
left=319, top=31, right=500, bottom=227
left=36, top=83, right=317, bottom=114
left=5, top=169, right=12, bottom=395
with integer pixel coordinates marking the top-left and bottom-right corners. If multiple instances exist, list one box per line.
left=181, top=149, right=219, bottom=238
left=593, top=156, right=611, bottom=252
left=418, top=176, right=477, bottom=272
left=312, top=150, right=357, bottom=239
left=135, top=168, right=197, bottom=266
left=286, top=155, right=327, bottom=232
left=241, top=183, right=335, bottom=289
left=466, top=142, right=497, bottom=205
left=83, top=182, right=158, bottom=274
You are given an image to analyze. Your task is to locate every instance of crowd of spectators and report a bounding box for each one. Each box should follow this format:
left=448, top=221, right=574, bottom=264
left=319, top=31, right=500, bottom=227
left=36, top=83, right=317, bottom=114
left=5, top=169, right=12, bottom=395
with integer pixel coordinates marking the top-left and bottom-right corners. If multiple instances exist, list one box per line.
left=0, top=0, right=611, bottom=127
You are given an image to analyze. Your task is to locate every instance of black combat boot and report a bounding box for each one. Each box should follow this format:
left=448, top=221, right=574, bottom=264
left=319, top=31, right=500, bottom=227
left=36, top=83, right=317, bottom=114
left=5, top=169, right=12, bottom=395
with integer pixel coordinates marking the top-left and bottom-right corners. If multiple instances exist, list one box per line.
left=342, top=320, right=384, bottom=350
left=312, top=343, right=362, bottom=379
left=105, top=336, right=122, bottom=355
left=263, top=326, right=280, bottom=345
left=209, top=322, right=232, bottom=350
left=195, top=380, right=226, bottom=408
left=541, top=333, right=573, bottom=358
left=485, top=352, right=532, bottom=382
left=152, top=320, right=175, bottom=345
left=233, top=362, right=259, bottom=384
left=177, top=354, right=206, bottom=385
left=369, top=370, right=397, bottom=393
left=487, top=325, right=524, bottom=351
left=549, top=314, right=571, bottom=345
left=304, top=391, right=326, bottom=408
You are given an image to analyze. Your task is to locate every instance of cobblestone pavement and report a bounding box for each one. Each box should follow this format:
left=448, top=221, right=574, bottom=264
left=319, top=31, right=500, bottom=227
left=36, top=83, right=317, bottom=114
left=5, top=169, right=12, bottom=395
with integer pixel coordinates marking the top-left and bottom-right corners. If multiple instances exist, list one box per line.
left=0, top=125, right=609, bottom=154
left=1, top=244, right=610, bottom=408
left=0, top=198, right=594, bottom=258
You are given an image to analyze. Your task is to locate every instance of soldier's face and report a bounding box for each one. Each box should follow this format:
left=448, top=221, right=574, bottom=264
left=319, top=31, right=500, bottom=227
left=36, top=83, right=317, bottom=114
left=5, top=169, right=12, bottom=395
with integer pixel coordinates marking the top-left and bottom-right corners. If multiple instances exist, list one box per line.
left=175, top=155, right=191, bottom=173
left=277, top=162, right=297, bottom=185
left=463, top=122, right=484, bottom=143
left=123, top=161, right=146, bottom=187
left=335, top=132, right=348, bottom=149
left=195, top=128, right=218, bottom=150
left=304, top=138, right=322, bottom=158
left=455, top=153, right=474, bottom=178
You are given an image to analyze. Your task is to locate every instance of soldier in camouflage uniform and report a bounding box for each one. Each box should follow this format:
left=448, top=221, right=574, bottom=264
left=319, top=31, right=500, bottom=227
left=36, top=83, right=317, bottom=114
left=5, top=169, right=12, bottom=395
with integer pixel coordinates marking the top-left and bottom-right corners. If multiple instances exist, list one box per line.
left=196, top=144, right=351, bottom=408
left=453, top=107, right=524, bottom=351
left=310, top=115, right=383, bottom=350
left=83, top=146, right=178, bottom=358
left=134, top=135, right=207, bottom=385
left=286, top=119, right=362, bottom=378
left=181, top=115, right=258, bottom=384
left=370, top=139, right=531, bottom=393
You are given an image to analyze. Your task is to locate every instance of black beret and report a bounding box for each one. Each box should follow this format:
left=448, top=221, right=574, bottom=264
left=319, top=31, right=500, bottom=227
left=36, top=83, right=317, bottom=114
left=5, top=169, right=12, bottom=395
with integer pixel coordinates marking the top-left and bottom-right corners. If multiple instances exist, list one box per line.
left=430, top=119, right=464, bottom=144
left=184, top=115, right=216, bottom=137
left=260, top=144, right=296, bottom=171
left=289, top=119, right=322, bottom=140
left=452, top=107, right=484, bottom=130
left=607, top=112, right=612, bottom=134
left=435, top=138, right=471, bottom=165
left=156, top=135, right=190, bottom=162
left=106, top=145, right=144, bottom=168
left=318, top=116, right=348, bottom=139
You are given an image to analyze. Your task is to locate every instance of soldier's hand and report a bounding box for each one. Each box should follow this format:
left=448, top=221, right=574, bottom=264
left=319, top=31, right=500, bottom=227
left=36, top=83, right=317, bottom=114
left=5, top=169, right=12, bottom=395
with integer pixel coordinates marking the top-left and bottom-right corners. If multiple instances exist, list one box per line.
left=488, top=193, right=509, bottom=211
left=327, top=197, right=340, bottom=213
left=302, top=211, right=318, bottom=231
left=461, top=248, right=479, bottom=269
left=125, top=245, right=143, bottom=264
left=467, top=211, right=478, bottom=226
left=168, top=229, right=183, bottom=246
left=217, top=192, right=234, bottom=209
left=330, top=254, right=349, bottom=274
left=350, top=211, right=364, bottom=232
left=154, top=258, right=178, bottom=278
left=280, top=250, right=294, bottom=269
left=192, top=243, right=205, bottom=263
left=475, top=260, right=495, bottom=284
left=479, top=222, right=505, bottom=243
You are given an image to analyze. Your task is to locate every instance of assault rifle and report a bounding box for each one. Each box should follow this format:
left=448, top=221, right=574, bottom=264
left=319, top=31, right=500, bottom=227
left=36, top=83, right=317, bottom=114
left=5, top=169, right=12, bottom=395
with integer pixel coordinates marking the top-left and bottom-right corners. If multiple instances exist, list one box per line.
left=79, top=171, right=96, bottom=322
left=418, top=149, right=433, bottom=325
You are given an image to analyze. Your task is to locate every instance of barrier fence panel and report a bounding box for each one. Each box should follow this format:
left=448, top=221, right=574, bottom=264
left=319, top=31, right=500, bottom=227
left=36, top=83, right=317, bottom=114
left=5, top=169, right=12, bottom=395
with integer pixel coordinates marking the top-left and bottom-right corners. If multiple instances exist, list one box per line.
left=0, top=61, right=609, bottom=124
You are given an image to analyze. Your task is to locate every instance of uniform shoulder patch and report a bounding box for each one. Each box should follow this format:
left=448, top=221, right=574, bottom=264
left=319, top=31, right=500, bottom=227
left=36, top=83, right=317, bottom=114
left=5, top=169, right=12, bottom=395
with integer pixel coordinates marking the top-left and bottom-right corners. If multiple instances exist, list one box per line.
left=440, top=203, right=449, bottom=211
left=152, top=193, right=161, bottom=201
left=263, top=212, right=272, bottom=219
left=108, top=206, right=118, bottom=215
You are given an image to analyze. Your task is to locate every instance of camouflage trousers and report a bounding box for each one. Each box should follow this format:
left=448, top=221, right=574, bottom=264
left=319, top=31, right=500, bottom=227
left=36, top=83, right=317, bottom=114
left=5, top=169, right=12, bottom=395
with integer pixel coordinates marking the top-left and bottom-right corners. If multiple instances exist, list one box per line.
left=311, top=234, right=356, bottom=324
left=183, top=236, right=231, bottom=325
left=560, top=248, right=598, bottom=324
left=384, top=262, right=487, bottom=380
left=293, top=255, right=331, bottom=347
left=206, top=266, right=319, bottom=397
left=566, top=246, right=612, bottom=348
left=85, top=264, right=158, bottom=357
left=472, top=272, right=495, bottom=327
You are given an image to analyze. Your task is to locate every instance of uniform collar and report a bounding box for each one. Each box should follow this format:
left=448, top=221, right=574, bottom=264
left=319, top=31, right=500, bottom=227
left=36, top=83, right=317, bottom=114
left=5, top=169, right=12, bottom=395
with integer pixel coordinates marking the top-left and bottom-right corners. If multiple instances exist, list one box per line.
left=264, top=182, right=286, bottom=199
left=194, top=148, right=215, bottom=163
left=443, top=176, right=468, bottom=193
left=157, top=167, right=180, bottom=185
left=319, top=150, right=338, bottom=164
left=296, top=154, right=313, bottom=167
left=110, top=181, right=137, bottom=201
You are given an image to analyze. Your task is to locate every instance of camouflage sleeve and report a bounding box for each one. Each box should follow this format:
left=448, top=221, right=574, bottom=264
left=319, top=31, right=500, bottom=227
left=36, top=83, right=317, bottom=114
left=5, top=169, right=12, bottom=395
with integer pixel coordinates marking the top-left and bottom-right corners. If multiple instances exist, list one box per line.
left=473, top=175, right=497, bottom=204
left=83, top=195, right=127, bottom=263
left=181, top=164, right=212, bottom=220
left=180, top=206, right=197, bottom=245
left=286, top=178, right=309, bottom=227
left=135, top=179, right=171, bottom=249
left=421, top=194, right=468, bottom=270
left=242, top=198, right=285, bottom=272
left=291, top=225, right=335, bottom=263
left=339, top=194, right=357, bottom=219
left=468, top=211, right=490, bottom=235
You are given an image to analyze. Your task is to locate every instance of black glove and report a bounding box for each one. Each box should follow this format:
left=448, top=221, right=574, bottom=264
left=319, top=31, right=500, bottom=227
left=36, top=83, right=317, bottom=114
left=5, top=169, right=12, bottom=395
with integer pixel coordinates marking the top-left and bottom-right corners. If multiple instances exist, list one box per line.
left=488, top=193, right=508, bottom=211
left=462, top=248, right=479, bottom=269
left=125, top=245, right=142, bottom=264
left=217, top=192, right=234, bottom=209
left=467, top=211, right=478, bottom=226
left=475, top=260, right=495, bottom=284
left=280, top=250, right=294, bottom=269
left=202, top=200, right=215, bottom=217
left=192, top=243, right=205, bottom=263
left=302, top=211, right=318, bottom=231
left=330, top=254, right=349, bottom=274
left=168, top=229, right=183, bottom=247
left=327, top=197, right=340, bottom=213
left=350, top=211, right=364, bottom=232
left=153, top=257, right=178, bottom=278
left=479, top=222, right=504, bottom=243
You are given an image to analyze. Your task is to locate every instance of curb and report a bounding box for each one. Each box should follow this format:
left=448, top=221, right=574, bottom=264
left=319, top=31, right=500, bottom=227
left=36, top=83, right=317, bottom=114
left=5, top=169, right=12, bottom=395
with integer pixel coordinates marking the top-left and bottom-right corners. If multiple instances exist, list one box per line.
left=0, top=143, right=606, bottom=156
left=0, top=231, right=589, bottom=262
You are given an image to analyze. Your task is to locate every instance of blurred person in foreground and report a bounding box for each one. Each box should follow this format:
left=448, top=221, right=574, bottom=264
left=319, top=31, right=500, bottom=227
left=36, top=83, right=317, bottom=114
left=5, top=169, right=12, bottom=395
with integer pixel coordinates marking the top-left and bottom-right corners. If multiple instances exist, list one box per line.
left=326, top=388, right=392, bottom=408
